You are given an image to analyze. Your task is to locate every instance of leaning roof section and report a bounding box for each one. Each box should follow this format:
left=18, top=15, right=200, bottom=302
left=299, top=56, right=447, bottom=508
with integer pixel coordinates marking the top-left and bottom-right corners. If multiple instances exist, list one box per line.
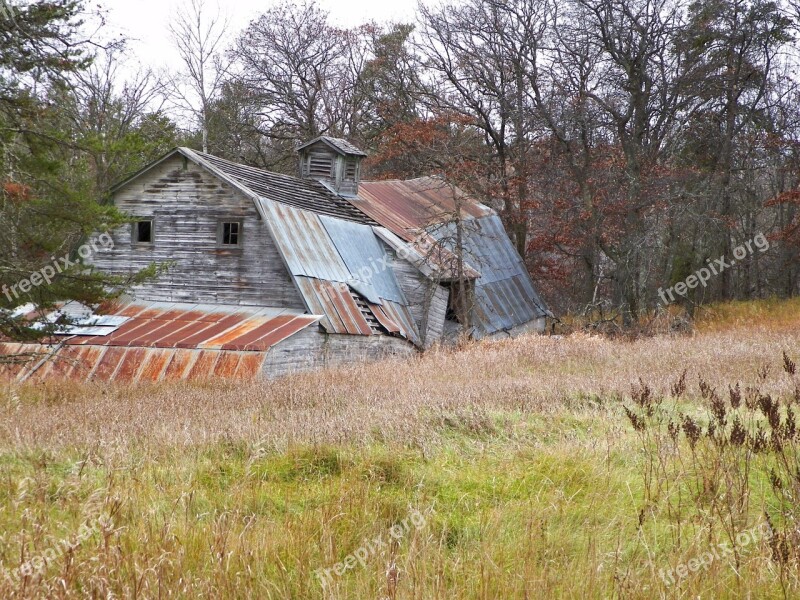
left=260, top=197, right=420, bottom=345
left=354, top=177, right=493, bottom=240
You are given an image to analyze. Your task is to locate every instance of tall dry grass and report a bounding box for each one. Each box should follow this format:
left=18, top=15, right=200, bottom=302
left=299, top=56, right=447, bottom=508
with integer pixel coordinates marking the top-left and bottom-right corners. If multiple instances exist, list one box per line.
left=0, top=318, right=798, bottom=598
left=1, top=327, right=797, bottom=452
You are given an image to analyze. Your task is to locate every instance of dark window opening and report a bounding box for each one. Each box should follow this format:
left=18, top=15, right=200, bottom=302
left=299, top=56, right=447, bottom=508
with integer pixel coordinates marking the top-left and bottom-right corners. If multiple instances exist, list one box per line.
left=135, top=220, right=153, bottom=244
left=218, top=221, right=242, bottom=247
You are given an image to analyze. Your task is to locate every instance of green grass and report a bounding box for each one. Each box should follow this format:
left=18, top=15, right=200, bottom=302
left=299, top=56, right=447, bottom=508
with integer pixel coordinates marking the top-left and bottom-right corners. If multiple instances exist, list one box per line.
left=2, top=302, right=800, bottom=598
left=0, top=408, right=791, bottom=598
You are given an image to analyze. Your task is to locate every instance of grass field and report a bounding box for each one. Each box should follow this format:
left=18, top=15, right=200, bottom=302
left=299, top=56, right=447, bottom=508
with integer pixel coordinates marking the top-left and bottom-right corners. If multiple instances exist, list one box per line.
left=2, top=299, right=800, bottom=598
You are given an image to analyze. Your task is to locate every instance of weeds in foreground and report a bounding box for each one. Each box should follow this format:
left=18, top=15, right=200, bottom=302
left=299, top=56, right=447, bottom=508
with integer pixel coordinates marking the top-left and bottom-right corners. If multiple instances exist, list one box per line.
left=624, top=351, right=800, bottom=593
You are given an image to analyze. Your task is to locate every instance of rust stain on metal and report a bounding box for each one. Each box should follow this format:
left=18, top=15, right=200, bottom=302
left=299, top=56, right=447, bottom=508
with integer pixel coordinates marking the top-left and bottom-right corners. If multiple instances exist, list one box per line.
left=173, top=315, right=244, bottom=349
left=322, top=282, right=373, bottom=336
left=233, top=315, right=318, bottom=351
left=212, top=353, right=241, bottom=378
left=154, top=321, right=219, bottom=348
left=218, top=314, right=295, bottom=350
left=5, top=303, right=319, bottom=383
left=234, top=354, right=263, bottom=379
left=355, top=178, right=492, bottom=237
left=0, top=344, right=24, bottom=379
left=186, top=351, right=220, bottom=380
left=91, top=347, right=127, bottom=381
left=138, top=350, right=173, bottom=381
left=114, top=348, right=148, bottom=383
left=162, top=351, right=198, bottom=380
left=368, top=304, right=401, bottom=333
left=200, top=320, right=263, bottom=349
left=70, top=347, right=105, bottom=381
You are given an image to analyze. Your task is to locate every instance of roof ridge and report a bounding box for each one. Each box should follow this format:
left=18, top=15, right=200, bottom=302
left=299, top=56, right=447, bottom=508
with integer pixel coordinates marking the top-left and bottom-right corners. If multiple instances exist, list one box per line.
left=193, top=150, right=304, bottom=183
left=190, top=148, right=376, bottom=225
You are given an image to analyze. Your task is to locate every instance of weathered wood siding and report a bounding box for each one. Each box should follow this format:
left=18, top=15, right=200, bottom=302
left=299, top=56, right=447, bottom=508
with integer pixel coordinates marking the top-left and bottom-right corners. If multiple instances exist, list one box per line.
left=91, top=156, right=305, bottom=309
left=261, top=327, right=415, bottom=378
left=388, top=249, right=449, bottom=348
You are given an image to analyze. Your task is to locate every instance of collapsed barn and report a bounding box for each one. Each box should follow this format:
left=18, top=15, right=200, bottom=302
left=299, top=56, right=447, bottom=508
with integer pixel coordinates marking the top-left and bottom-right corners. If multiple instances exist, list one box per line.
left=0, top=137, right=550, bottom=383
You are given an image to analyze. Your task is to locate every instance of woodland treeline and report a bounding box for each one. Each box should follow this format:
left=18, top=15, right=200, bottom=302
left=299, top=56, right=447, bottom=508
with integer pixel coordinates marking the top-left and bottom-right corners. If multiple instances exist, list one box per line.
left=2, top=0, right=800, bottom=323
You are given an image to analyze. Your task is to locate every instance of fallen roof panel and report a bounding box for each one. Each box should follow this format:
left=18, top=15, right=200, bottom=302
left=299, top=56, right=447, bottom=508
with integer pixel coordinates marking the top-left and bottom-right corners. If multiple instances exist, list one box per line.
left=63, top=302, right=320, bottom=351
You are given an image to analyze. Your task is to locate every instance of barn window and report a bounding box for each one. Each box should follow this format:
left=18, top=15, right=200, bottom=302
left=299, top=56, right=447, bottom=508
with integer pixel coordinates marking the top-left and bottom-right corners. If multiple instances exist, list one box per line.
left=133, top=220, right=154, bottom=245
left=217, top=220, right=242, bottom=247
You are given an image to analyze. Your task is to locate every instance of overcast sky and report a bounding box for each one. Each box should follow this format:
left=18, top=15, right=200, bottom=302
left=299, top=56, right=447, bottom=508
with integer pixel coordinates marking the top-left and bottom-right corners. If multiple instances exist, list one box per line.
left=102, top=0, right=420, bottom=75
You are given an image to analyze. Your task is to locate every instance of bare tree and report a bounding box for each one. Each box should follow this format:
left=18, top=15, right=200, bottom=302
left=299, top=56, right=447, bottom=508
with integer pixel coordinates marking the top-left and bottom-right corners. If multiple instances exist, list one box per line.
left=228, top=1, right=372, bottom=171
left=418, top=0, right=549, bottom=254
left=168, top=0, right=230, bottom=153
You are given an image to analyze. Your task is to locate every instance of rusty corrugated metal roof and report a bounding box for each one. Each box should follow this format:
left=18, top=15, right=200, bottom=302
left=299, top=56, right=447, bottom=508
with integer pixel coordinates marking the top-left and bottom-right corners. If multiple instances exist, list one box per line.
left=354, top=177, right=493, bottom=239
left=352, top=178, right=551, bottom=334
left=0, top=343, right=268, bottom=383
left=66, top=302, right=320, bottom=351
left=0, top=302, right=322, bottom=384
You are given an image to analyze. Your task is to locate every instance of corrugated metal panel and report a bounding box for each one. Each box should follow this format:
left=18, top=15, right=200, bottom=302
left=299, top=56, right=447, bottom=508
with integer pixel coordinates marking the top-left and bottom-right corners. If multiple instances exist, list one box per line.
left=62, top=302, right=319, bottom=351
left=431, top=215, right=550, bottom=335
left=262, top=198, right=421, bottom=345
left=354, top=178, right=493, bottom=238
left=261, top=199, right=352, bottom=283
left=0, top=300, right=318, bottom=383
left=17, top=345, right=266, bottom=384
left=28, top=303, right=130, bottom=337
left=433, top=216, right=522, bottom=285
left=356, top=180, right=551, bottom=334
left=320, top=215, right=406, bottom=304
left=376, top=300, right=420, bottom=346
left=295, top=277, right=373, bottom=336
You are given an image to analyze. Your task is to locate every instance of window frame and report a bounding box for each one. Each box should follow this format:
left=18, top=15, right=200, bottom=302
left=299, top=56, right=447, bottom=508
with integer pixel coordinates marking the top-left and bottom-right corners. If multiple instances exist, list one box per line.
left=132, top=219, right=155, bottom=246
left=344, top=157, right=360, bottom=181
left=217, top=219, right=243, bottom=248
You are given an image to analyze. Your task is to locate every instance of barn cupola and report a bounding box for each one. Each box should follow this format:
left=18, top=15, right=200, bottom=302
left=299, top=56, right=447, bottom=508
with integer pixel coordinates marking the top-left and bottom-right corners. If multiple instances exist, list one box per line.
left=297, top=136, right=367, bottom=197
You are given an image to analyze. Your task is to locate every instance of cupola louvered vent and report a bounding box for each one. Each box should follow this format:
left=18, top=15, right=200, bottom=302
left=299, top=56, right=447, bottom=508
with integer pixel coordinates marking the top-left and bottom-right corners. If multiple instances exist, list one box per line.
left=297, top=136, right=367, bottom=197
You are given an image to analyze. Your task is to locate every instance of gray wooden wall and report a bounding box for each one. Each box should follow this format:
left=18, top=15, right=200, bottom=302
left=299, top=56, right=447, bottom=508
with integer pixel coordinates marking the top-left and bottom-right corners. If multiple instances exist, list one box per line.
left=91, top=156, right=305, bottom=309
left=262, top=327, right=416, bottom=378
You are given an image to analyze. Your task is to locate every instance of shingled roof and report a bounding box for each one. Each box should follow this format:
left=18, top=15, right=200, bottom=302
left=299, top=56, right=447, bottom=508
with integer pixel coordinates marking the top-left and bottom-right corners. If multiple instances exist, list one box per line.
left=112, top=147, right=375, bottom=225
left=297, top=135, right=368, bottom=156
left=192, top=150, right=374, bottom=224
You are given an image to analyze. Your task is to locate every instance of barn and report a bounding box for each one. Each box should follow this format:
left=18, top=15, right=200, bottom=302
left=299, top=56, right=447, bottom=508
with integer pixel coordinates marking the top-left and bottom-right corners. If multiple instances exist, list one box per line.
left=0, top=138, right=550, bottom=383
